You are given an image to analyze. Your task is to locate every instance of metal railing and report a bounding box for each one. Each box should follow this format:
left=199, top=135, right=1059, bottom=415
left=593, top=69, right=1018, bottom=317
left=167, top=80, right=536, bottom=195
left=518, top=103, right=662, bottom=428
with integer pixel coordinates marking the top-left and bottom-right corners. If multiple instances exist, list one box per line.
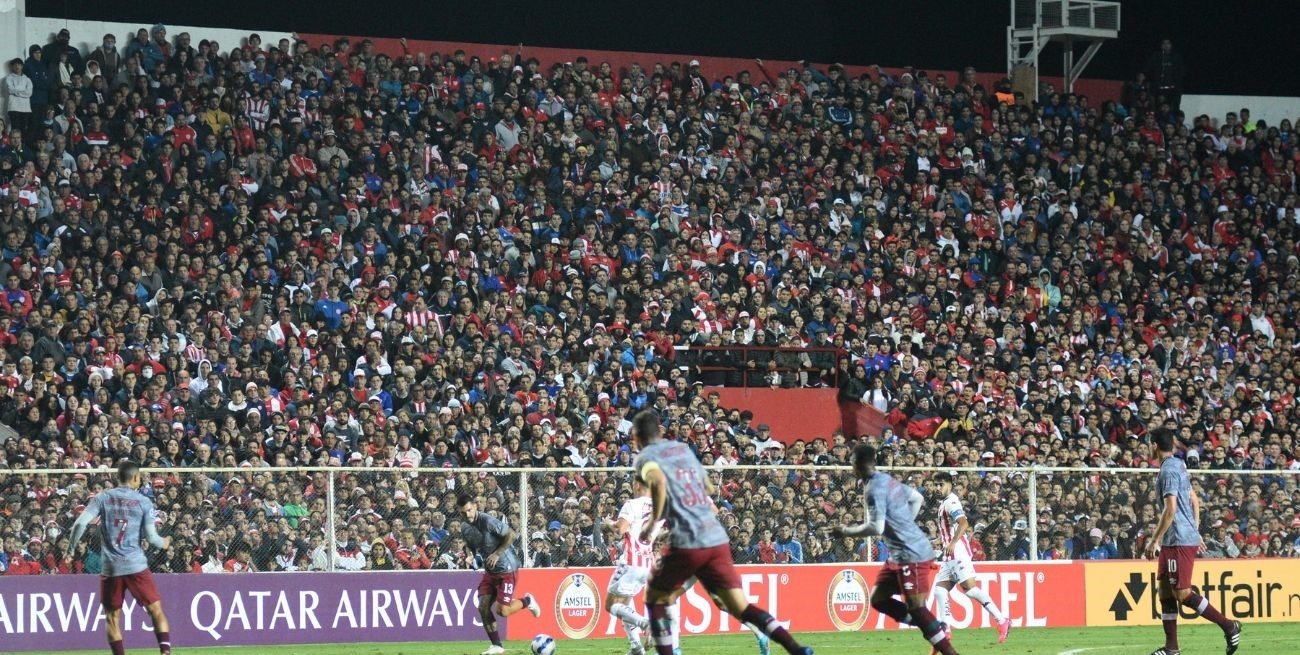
left=1, top=464, right=1295, bottom=574
left=676, top=346, right=844, bottom=387
left=1040, top=0, right=1120, bottom=31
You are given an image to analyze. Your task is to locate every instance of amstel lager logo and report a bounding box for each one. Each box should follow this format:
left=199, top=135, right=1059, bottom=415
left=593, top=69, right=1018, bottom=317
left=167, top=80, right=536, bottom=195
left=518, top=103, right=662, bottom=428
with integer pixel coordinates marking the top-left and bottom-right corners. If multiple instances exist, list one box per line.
left=826, top=569, right=870, bottom=631
left=554, top=573, right=601, bottom=638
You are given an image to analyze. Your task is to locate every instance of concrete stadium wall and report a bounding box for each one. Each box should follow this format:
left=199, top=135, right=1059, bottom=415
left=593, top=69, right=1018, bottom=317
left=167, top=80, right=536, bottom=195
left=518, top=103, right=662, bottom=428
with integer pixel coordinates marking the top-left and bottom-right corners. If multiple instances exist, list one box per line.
left=20, top=17, right=291, bottom=60
left=296, top=32, right=1124, bottom=104
left=1182, top=94, right=1300, bottom=129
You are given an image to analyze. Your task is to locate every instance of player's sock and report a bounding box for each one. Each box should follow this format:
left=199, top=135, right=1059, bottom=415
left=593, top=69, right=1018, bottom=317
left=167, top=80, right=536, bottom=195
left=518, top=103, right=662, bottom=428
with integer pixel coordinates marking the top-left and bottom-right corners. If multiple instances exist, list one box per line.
left=156, top=629, right=172, bottom=654
left=909, top=607, right=957, bottom=655
left=520, top=595, right=532, bottom=609
left=612, top=602, right=650, bottom=629
left=667, top=601, right=681, bottom=650
left=738, top=605, right=802, bottom=654
left=964, top=586, right=1006, bottom=623
left=1181, top=593, right=1234, bottom=631
left=871, top=596, right=912, bottom=624
left=109, top=641, right=125, bottom=655
left=648, top=604, right=675, bottom=655
left=1160, top=596, right=1180, bottom=651
left=932, top=585, right=951, bottom=625
left=485, top=627, right=502, bottom=646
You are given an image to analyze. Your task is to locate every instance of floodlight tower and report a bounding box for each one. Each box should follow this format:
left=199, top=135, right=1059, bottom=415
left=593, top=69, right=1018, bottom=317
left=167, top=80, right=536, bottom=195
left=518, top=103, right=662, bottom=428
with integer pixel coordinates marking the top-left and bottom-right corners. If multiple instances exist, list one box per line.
left=1007, top=0, right=1120, bottom=102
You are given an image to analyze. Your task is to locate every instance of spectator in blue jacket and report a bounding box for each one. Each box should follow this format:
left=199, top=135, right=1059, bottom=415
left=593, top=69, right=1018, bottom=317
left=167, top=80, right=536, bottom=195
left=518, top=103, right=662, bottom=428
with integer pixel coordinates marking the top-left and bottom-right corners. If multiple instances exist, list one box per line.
left=1080, top=527, right=1119, bottom=559
left=774, top=524, right=804, bottom=563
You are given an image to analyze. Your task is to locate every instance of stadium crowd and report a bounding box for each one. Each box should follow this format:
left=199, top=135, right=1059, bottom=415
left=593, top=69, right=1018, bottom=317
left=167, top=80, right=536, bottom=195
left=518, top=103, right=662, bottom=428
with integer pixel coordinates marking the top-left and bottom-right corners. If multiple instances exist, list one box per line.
left=0, top=26, right=1298, bottom=574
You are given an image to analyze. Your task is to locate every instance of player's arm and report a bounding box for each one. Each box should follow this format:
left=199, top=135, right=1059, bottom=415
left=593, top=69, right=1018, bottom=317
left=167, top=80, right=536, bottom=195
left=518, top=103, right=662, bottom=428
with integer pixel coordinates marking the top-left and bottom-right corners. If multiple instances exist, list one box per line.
left=945, top=513, right=969, bottom=558
left=142, top=500, right=170, bottom=550
left=1146, top=493, right=1177, bottom=559
left=639, top=462, right=668, bottom=543
left=606, top=516, right=631, bottom=536
left=65, top=503, right=98, bottom=559
left=1191, top=489, right=1205, bottom=550
left=142, top=517, right=170, bottom=550
left=833, top=489, right=884, bottom=538
left=906, top=486, right=924, bottom=518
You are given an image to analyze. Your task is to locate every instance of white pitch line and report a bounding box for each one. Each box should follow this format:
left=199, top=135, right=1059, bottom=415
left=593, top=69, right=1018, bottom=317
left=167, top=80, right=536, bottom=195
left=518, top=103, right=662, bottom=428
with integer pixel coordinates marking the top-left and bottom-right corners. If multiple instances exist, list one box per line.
left=1059, top=647, right=1126, bottom=655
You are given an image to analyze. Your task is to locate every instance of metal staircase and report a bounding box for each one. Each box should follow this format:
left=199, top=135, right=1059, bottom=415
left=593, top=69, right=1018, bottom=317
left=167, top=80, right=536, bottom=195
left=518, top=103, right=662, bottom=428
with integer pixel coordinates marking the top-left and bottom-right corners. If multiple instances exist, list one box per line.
left=1007, top=0, right=1120, bottom=100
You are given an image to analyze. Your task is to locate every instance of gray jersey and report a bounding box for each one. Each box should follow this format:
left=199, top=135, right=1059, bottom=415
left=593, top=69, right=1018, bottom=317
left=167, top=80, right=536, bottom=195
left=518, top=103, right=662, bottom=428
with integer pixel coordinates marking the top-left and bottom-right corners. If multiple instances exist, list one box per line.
left=79, top=486, right=161, bottom=576
left=866, top=472, right=932, bottom=564
left=1158, top=456, right=1199, bottom=547
left=634, top=440, right=728, bottom=549
left=468, top=512, right=520, bottom=574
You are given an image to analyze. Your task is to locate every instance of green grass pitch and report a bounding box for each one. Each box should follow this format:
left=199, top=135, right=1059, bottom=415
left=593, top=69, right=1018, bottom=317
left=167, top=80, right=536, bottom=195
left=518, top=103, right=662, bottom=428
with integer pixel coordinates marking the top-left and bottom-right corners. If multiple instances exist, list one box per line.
left=26, top=623, right=1290, bottom=655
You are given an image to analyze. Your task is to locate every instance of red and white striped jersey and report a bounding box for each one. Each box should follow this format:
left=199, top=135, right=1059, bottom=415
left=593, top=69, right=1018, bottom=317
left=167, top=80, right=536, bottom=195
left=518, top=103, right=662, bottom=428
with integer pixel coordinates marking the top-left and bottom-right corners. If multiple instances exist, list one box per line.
left=406, top=309, right=443, bottom=336
left=617, top=496, right=655, bottom=569
left=937, top=492, right=973, bottom=562
left=243, top=96, right=270, bottom=131
left=419, top=144, right=442, bottom=171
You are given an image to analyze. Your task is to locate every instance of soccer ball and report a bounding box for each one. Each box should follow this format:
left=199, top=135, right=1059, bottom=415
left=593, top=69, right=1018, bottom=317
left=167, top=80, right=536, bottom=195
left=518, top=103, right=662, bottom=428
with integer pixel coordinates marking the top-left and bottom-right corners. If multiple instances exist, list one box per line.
left=530, top=634, right=557, bottom=655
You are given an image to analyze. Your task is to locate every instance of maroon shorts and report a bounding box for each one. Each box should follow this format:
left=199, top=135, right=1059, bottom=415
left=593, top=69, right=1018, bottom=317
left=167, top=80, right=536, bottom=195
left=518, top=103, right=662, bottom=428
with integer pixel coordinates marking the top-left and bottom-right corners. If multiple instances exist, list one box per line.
left=650, top=544, right=742, bottom=595
left=101, top=570, right=161, bottom=610
left=1158, top=546, right=1197, bottom=589
left=479, top=571, right=518, bottom=604
left=875, top=560, right=938, bottom=598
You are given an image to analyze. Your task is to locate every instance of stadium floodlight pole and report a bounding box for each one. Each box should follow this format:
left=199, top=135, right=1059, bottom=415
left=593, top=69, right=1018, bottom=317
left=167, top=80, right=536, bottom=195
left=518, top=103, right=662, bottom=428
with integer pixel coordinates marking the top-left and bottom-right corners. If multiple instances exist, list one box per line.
left=520, top=472, right=530, bottom=565
left=327, top=471, right=337, bottom=572
left=1028, top=469, right=1039, bottom=561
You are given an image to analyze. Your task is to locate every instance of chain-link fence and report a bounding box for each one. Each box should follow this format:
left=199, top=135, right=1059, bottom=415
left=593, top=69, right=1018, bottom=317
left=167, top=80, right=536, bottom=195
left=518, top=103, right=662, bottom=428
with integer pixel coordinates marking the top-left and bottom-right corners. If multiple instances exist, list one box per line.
left=1, top=465, right=1296, bottom=574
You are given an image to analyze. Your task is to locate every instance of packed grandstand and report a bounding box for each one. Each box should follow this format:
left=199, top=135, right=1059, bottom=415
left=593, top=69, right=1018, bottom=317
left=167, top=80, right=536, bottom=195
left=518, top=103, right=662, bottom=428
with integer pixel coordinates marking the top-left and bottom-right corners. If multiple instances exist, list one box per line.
left=0, top=25, right=1297, bottom=576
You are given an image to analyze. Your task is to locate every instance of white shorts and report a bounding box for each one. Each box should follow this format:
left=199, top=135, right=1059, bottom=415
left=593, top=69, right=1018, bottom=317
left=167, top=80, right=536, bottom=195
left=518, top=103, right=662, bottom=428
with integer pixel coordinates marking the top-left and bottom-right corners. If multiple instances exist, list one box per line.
left=937, top=558, right=978, bottom=585
left=607, top=563, right=650, bottom=597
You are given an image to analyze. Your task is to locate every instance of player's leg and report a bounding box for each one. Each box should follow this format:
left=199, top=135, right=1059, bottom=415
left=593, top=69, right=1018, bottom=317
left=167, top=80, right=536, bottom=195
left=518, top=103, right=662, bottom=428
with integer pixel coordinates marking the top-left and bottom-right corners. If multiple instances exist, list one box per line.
left=956, top=563, right=1009, bottom=641
left=701, top=547, right=810, bottom=655
left=491, top=572, right=538, bottom=618
left=144, top=602, right=172, bottom=655
left=476, top=579, right=505, bottom=655
left=646, top=584, right=680, bottom=655
left=607, top=566, right=651, bottom=630
left=101, top=576, right=127, bottom=655
left=931, top=573, right=955, bottom=626
left=646, top=550, right=696, bottom=655
left=904, top=590, right=958, bottom=655
left=1165, top=548, right=1240, bottom=654
left=1155, top=576, right=1180, bottom=655
left=929, top=577, right=955, bottom=655
left=105, top=608, right=126, bottom=655
left=607, top=569, right=650, bottom=654
left=868, top=565, right=911, bottom=623
left=707, top=589, right=770, bottom=655
left=128, top=571, right=171, bottom=655
left=875, top=563, right=955, bottom=655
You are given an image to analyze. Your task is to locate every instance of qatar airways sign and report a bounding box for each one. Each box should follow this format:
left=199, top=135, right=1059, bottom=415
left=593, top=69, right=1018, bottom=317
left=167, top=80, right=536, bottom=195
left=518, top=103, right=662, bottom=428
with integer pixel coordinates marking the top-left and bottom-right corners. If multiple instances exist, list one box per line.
left=0, top=571, right=489, bottom=652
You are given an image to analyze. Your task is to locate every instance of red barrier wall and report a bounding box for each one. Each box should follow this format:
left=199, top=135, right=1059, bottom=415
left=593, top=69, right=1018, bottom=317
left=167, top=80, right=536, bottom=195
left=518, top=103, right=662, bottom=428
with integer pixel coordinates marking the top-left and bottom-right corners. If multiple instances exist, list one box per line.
left=509, top=562, right=1084, bottom=641
left=295, top=33, right=1122, bottom=104
left=702, top=387, right=889, bottom=442
left=702, top=388, right=841, bottom=444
